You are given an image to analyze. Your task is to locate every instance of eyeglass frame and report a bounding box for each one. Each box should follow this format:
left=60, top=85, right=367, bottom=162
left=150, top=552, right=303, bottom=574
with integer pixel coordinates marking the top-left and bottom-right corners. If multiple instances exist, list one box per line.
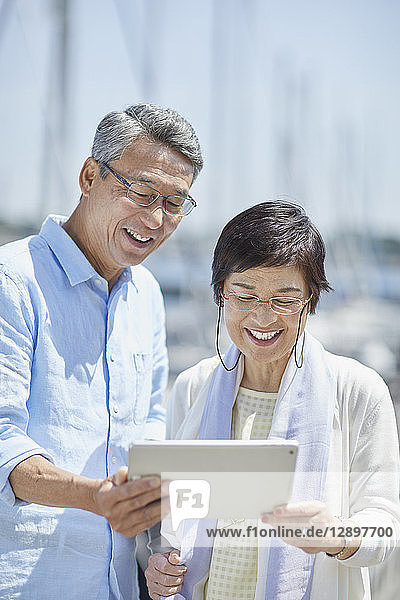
left=101, top=161, right=197, bottom=216
left=220, top=288, right=313, bottom=315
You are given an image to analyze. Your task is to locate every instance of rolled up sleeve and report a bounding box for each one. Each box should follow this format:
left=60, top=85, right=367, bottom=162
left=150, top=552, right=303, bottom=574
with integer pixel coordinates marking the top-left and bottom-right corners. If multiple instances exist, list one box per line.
left=0, top=269, right=53, bottom=506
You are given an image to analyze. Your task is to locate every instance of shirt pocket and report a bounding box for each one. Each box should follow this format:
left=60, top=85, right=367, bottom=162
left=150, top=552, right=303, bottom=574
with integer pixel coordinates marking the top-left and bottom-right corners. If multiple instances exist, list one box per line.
left=133, top=352, right=152, bottom=425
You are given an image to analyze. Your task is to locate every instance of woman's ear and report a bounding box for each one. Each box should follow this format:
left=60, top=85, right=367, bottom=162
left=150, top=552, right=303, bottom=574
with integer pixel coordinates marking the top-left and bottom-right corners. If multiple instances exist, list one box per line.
left=217, top=286, right=224, bottom=307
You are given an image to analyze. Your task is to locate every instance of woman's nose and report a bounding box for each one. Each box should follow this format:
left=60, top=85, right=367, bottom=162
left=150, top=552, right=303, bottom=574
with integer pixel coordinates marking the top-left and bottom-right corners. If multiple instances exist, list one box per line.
left=253, top=301, right=279, bottom=322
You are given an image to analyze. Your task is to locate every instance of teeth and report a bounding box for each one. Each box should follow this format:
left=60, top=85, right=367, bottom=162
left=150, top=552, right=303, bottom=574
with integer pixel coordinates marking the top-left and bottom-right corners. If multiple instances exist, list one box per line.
left=125, top=227, right=151, bottom=242
left=249, top=329, right=281, bottom=340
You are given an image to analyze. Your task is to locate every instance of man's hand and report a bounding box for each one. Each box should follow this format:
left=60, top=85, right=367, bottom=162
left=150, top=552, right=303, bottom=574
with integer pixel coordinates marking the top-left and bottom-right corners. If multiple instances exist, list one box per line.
left=93, top=467, right=167, bottom=537
left=9, top=457, right=168, bottom=538
left=145, top=551, right=187, bottom=600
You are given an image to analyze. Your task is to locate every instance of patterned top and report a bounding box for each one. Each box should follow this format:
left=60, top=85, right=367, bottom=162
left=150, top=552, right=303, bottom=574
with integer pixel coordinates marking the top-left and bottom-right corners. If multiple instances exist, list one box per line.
left=205, top=387, right=277, bottom=600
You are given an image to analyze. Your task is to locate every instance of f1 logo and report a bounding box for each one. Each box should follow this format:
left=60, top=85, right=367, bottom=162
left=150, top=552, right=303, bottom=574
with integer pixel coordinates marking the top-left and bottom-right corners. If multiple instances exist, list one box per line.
left=169, top=480, right=211, bottom=530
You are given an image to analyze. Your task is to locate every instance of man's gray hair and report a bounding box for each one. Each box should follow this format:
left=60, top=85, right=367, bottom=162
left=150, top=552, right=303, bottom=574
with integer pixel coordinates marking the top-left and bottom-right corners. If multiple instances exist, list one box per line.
left=91, top=103, right=203, bottom=181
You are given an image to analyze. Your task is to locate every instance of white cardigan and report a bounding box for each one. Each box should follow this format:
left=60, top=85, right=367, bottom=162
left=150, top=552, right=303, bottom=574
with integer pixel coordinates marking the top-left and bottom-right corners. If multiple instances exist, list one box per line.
left=162, top=347, right=400, bottom=600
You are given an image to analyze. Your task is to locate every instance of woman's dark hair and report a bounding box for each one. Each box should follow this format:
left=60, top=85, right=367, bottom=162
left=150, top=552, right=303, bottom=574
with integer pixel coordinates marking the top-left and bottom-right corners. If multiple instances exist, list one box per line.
left=211, top=201, right=332, bottom=314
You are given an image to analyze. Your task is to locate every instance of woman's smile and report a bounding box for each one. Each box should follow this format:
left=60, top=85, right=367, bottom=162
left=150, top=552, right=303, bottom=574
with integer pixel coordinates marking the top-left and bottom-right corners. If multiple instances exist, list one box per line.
left=245, top=327, right=284, bottom=345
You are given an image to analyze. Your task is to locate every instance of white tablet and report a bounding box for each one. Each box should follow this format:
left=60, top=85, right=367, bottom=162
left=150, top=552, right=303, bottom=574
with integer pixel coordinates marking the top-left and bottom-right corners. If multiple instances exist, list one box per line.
left=128, top=440, right=298, bottom=520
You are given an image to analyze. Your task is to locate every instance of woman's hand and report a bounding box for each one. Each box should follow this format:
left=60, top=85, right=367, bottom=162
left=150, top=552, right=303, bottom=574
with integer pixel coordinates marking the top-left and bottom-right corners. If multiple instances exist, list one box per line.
left=145, top=550, right=187, bottom=599
left=261, top=501, right=359, bottom=555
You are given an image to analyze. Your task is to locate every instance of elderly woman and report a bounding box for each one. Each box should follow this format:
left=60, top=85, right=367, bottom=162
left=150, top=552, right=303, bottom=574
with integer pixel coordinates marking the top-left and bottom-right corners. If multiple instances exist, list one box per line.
left=145, top=201, right=400, bottom=600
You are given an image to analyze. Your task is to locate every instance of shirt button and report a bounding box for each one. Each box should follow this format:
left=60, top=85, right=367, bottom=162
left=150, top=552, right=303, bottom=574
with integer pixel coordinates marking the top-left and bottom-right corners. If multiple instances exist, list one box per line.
left=112, top=405, right=119, bottom=415
left=111, top=456, right=117, bottom=464
left=109, top=353, right=116, bottom=362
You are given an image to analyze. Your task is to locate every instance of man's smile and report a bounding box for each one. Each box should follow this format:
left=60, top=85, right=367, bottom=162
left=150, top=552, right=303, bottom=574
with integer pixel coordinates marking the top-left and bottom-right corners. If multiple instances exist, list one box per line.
left=123, top=226, right=152, bottom=243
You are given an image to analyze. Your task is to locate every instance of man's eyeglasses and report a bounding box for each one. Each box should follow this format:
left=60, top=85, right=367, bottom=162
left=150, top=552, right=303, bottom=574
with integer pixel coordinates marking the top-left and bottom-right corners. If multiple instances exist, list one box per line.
left=221, top=289, right=313, bottom=315
left=102, top=162, right=196, bottom=217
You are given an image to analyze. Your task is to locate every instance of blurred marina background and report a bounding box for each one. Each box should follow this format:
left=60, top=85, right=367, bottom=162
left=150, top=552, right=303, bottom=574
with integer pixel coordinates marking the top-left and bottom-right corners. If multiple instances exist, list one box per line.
left=1, top=1, right=400, bottom=595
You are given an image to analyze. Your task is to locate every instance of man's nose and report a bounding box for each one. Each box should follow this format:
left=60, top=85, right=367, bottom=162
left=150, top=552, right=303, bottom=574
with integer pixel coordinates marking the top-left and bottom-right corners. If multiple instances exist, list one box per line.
left=140, top=203, right=164, bottom=229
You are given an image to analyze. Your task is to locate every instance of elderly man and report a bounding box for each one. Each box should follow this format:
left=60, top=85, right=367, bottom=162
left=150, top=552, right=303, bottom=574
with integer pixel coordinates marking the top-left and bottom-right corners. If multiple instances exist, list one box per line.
left=0, top=104, right=203, bottom=599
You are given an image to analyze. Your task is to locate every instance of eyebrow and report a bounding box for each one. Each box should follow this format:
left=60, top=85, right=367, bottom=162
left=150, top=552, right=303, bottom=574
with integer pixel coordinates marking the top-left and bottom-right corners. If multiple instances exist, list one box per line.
left=134, top=175, right=153, bottom=184
left=230, top=282, right=303, bottom=294
left=128, top=174, right=188, bottom=196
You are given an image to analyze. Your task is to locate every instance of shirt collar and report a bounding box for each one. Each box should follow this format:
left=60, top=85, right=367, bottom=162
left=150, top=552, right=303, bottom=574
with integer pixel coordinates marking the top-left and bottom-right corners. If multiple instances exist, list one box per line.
left=39, top=215, right=98, bottom=286
left=39, top=215, right=137, bottom=289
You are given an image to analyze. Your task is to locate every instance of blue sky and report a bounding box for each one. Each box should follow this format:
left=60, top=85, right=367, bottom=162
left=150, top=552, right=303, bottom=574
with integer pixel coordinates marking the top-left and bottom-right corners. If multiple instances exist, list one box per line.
left=0, top=0, right=399, bottom=238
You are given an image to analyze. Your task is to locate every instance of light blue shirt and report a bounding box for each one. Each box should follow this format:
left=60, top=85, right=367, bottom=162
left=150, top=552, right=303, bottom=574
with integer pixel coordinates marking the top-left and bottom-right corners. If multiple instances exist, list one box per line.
left=0, top=215, right=168, bottom=600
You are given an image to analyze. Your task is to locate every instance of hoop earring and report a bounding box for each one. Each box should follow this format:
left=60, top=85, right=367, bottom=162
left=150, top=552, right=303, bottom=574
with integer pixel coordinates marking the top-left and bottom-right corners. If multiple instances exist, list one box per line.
left=294, top=305, right=307, bottom=368
left=215, top=304, right=241, bottom=372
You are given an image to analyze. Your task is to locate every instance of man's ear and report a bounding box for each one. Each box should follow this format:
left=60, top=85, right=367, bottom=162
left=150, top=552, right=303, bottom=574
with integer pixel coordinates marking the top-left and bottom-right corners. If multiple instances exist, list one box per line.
left=79, top=157, right=99, bottom=197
